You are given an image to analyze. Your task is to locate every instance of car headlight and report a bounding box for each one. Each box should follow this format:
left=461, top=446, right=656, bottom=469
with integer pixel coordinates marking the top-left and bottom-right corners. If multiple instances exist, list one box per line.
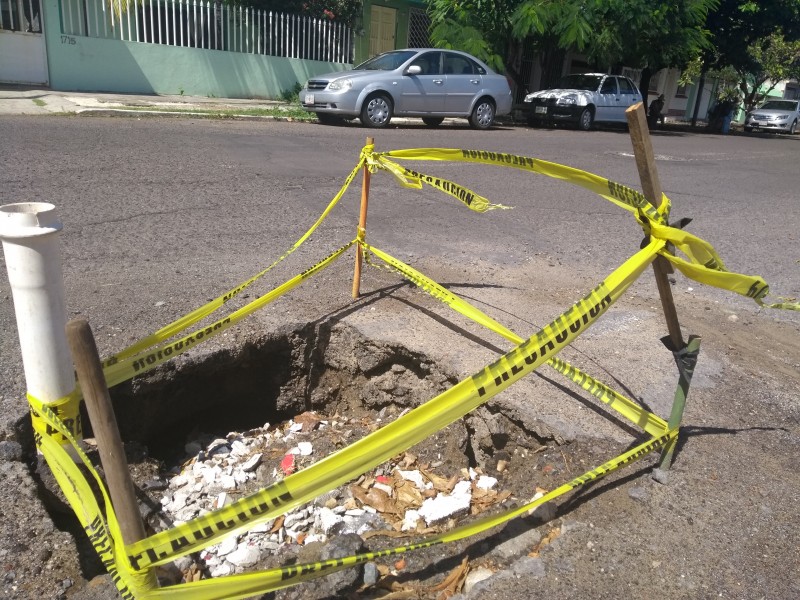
left=556, top=94, right=577, bottom=106
left=776, top=114, right=788, bottom=121
left=523, top=94, right=535, bottom=103
left=327, top=78, right=353, bottom=91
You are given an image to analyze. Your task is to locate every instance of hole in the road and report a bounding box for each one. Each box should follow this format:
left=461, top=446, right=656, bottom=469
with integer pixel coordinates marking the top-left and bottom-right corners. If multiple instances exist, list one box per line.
left=23, top=319, right=560, bottom=591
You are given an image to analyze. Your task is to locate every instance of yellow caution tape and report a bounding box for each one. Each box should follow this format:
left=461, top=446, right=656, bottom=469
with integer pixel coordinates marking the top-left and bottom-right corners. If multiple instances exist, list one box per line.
left=25, top=144, right=797, bottom=599
left=368, top=156, right=510, bottom=212
left=102, top=242, right=355, bottom=388
left=28, top=236, right=665, bottom=599
left=375, top=148, right=797, bottom=311
left=29, top=388, right=83, bottom=448
left=362, top=243, right=668, bottom=437
left=123, top=237, right=661, bottom=572
left=101, top=157, right=368, bottom=370
left=379, top=148, right=669, bottom=224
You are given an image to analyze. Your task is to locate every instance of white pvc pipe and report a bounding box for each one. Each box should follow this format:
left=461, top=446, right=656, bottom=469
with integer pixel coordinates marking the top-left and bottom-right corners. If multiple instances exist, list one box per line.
left=0, top=203, right=76, bottom=411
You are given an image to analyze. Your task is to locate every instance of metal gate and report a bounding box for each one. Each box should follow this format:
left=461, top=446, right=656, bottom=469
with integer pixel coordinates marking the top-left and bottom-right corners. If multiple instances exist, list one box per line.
left=0, top=0, right=49, bottom=84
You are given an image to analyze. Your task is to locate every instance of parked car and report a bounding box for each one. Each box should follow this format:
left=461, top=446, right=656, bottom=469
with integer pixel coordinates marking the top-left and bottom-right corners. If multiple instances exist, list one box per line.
left=523, top=73, right=642, bottom=130
left=299, top=48, right=513, bottom=129
left=744, top=99, right=800, bottom=134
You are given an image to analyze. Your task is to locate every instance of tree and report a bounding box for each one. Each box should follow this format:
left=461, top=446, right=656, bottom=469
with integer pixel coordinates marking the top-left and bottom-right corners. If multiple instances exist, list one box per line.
left=427, top=1, right=527, bottom=89
left=692, top=0, right=800, bottom=119
left=426, top=0, right=716, bottom=104
left=512, top=0, right=717, bottom=106
left=236, top=1, right=362, bottom=27
left=737, top=33, right=800, bottom=110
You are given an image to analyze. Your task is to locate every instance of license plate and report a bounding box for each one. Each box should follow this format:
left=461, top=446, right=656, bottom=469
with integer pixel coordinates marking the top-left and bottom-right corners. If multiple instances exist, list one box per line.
left=304, top=94, right=314, bottom=105
left=535, top=106, right=547, bottom=114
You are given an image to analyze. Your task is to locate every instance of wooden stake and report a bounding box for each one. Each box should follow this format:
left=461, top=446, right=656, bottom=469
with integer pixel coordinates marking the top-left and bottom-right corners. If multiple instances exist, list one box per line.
left=625, top=103, right=684, bottom=351
left=66, top=319, right=158, bottom=588
left=352, top=136, right=374, bottom=298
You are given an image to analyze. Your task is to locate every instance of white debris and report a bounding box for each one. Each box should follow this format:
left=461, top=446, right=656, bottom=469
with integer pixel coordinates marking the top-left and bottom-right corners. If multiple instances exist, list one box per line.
left=283, top=510, right=306, bottom=529
left=215, top=535, right=239, bottom=557
left=373, top=482, right=393, bottom=496
left=209, top=562, right=233, bottom=578
left=170, top=492, right=189, bottom=511
left=230, top=440, right=249, bottom=457
left=476, top=475, right=498, bottom=490
left=207, top=439, right=230, bottom=456
left=397, top=469, right=432, bottom=490
left=303, top=534, right=325, bottom=545
left=418, top=480, right=472, bottom=526
left=316, top=507, right=345, bottom=536
left=401, top=509, right=420, bottom=532
left=526, top=491, right=546, bottom=516
left=226, top=543, right=260, bottom=567
left=157, top=411, right=512, bottom=583
left=240, top=453, right=262, bottom=472
left=169, top=475, right=189, bottom=489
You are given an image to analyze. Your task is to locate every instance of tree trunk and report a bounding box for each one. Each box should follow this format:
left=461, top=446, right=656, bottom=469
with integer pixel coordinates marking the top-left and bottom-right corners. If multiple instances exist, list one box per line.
left=691, top=68, right=707, bottom=127
left=639, top=67, right=652, bottom=110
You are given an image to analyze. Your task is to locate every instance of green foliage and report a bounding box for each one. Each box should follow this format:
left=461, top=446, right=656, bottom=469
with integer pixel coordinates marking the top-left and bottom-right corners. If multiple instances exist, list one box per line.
left=229, top=1, right=362, bottom=27
left=427, top=0, right=716, bottom=93
left=427, top=0, right=519, bottom=74
left=737, top=32, right=800, bottom=111
left=281, top=82, right=303, bottom=103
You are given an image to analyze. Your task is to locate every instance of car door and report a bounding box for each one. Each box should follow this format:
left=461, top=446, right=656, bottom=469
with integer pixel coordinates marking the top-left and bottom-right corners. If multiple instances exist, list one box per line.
left=398, top=51, right=445, bottom=114
left=442, top=52, right=483, bottom=114
left=595, top=76, right=620, bottom=122
left=616, top=77, right=641, bottom=115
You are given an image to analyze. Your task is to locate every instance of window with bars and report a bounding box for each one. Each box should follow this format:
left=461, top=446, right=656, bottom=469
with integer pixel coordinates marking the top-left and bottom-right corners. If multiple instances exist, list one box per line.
left=407, top=7, right=429, bottom=48
left=0, top=0, right=41, bottom=33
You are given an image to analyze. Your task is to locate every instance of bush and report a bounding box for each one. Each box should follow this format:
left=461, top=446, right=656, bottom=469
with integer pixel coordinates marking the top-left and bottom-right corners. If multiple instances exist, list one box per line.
left=281, top=82, right=303, bottom=103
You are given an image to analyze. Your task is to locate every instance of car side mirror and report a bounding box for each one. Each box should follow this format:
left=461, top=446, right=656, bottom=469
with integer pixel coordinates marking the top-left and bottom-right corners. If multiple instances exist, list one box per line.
left=405, top=65, right=422, bottom=76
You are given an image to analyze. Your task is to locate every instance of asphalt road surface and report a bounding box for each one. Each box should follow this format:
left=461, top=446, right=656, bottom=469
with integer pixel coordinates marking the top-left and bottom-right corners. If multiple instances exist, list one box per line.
left=1, top=116, right=798, bottom=600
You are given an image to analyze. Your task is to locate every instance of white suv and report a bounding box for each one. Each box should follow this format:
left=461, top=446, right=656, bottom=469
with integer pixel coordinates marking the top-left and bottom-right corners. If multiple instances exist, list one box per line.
left=524, top=73, right=642, bottom=130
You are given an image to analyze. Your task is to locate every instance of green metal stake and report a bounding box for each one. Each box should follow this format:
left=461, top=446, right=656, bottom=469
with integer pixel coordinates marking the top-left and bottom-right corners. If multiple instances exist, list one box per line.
left=658, top=335, right=702, bottom=471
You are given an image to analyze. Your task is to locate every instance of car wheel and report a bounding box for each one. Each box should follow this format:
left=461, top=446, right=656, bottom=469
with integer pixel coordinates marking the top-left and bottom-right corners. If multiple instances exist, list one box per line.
left=577, top=107, right=594, bottom=131
left=469, top=98, right=495, bottom=129
left=360, top=93, right=393, bottom=128
left=422, top=117, right=444, bottom=127
left=316, top=113, right=343, bottom=125
left=790, top=120, right=798, bottom=134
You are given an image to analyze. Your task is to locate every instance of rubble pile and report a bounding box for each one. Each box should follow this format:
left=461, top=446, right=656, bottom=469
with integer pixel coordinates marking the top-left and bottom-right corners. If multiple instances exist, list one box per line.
left=153, top=411, right=514, bottom=583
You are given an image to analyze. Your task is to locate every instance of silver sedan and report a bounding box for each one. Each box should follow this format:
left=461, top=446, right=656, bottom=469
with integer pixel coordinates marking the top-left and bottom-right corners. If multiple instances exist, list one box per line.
left=744, top=99, right=800, bottom=134
left=299, top=48, right=512, bottom=129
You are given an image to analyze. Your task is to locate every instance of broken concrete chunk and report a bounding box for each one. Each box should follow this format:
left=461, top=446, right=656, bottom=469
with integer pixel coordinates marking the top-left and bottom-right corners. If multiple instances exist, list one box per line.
left=418, top=480, right=472, bottom=526
left=226, top=543, right=260, bottom=567
left=401, top=509, right=421, bottom=532
left=397, top=469, right=432, bottom=490
left=476, top=475, right=498, bottom=490
left=240, top=453, right=262, bottom=472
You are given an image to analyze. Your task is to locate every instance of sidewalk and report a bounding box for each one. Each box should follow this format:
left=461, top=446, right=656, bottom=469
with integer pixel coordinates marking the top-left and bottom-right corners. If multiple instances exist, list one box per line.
left=0, top=84, right=289, bottom=116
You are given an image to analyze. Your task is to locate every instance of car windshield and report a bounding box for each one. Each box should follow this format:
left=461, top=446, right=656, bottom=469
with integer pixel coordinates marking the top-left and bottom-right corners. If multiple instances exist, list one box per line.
left=759, top=100, right=798, bottom=111
left=554, top=74, right=603, bottom=91
left=354, top=50, right=418, bottom=71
